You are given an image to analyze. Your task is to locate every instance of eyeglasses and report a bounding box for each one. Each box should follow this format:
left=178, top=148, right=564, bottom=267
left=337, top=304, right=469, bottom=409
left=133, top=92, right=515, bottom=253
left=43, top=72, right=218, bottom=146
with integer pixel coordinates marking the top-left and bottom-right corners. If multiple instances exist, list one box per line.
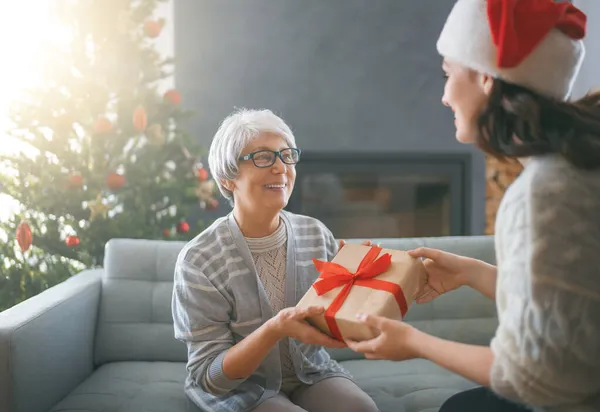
left=238, top=148, right=301, bottom=168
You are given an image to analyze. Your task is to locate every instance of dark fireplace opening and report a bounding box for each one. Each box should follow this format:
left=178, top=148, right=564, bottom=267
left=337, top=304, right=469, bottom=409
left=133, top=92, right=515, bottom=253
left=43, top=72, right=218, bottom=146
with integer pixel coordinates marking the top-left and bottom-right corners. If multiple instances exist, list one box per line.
left=286, top=152, right=472, bottom=239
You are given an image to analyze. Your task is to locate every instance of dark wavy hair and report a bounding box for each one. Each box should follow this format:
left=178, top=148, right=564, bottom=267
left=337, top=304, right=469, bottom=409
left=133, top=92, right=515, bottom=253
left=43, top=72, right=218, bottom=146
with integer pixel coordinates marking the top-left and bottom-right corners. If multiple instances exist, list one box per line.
left=477, top=80, right=600, bottom=170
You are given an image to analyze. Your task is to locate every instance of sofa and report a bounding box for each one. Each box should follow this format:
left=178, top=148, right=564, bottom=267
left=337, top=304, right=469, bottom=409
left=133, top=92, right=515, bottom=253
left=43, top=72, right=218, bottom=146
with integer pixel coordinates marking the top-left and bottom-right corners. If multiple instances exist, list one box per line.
left=0, top=235, right=498, bottom=412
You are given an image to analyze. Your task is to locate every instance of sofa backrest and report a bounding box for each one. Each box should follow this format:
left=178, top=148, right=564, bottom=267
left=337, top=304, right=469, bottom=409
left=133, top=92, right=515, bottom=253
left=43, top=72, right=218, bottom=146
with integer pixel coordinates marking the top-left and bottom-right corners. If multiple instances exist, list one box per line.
left=94, top=235, right=498, bottom=365
left=95, top=238, right=188, bottom=365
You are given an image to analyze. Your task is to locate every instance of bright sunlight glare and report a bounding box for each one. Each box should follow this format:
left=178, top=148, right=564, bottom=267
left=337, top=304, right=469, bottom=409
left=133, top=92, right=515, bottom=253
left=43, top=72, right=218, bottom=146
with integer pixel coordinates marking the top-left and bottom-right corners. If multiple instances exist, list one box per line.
left=0, top=1, right=174, bottom=223
left=0, top=0, right=72, bottom=220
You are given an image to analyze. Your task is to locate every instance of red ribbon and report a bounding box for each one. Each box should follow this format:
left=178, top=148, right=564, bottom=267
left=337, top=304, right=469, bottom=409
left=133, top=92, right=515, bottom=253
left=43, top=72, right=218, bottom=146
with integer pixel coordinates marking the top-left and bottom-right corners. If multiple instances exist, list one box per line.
left=487, top=0, right=586, bottom=68
left=312, top=246, right=408, bottom=342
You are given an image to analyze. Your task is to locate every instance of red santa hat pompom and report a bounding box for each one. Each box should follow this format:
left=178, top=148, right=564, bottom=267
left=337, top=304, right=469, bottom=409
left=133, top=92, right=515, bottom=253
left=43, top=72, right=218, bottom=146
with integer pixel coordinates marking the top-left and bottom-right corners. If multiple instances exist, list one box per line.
left=436, top=0, right=587, bottom=101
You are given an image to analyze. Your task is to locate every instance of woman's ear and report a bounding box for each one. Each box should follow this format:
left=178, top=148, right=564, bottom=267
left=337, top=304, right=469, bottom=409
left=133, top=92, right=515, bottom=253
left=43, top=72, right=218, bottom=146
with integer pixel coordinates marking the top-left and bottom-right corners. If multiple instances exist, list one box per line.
left=480, top=73, right=494, bottom=96
left=221, top=179, right=235, bottom=192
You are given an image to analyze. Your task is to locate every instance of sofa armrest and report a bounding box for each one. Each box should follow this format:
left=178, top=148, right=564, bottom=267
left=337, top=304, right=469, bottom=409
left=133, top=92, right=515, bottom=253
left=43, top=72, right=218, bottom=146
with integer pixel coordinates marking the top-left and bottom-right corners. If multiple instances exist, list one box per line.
left=0, top=269, right=102, bottom=412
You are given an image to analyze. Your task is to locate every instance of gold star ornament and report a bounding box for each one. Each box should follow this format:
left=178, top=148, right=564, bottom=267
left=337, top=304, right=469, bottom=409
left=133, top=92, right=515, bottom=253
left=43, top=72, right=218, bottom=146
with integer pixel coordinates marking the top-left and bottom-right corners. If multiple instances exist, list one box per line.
left=87, top=193, right=112, bottom=221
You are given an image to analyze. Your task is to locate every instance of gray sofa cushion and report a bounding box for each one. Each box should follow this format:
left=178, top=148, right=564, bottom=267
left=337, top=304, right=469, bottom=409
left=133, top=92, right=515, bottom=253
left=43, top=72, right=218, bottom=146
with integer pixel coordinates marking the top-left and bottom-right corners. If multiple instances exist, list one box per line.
left=343, top=358, right=477, bottom=412
left=48, top=359, right=476, bottom=412
left=49, top=362, right=193, bottom=412
left=95, top=239, right=189, bottom=365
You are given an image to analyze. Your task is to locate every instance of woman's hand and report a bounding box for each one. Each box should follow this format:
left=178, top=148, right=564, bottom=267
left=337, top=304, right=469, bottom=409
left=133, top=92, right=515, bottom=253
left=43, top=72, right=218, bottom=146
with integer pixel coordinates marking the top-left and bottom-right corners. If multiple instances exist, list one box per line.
left=346, top=313, right=494, bottom=387
left=408, top=247, right=492, bottom=303
left=409, top=247, right=498, bottom=301
left=267, top=306, right=346, bottom=349
left=345, top=314, right=421, bottom=361
left=339, top=239, right=373, bottom=250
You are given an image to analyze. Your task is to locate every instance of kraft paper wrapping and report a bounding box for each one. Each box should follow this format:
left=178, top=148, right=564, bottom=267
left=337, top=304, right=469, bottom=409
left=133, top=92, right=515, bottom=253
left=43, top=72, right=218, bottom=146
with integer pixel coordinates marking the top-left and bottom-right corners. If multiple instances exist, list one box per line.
left=297, top=243, right=427, bottom=342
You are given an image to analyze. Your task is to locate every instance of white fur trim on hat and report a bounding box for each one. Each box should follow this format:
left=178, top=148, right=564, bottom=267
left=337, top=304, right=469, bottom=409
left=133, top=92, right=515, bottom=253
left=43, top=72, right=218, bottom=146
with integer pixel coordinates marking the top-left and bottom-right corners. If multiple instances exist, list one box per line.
left=436, top=0, right=585, bottom=101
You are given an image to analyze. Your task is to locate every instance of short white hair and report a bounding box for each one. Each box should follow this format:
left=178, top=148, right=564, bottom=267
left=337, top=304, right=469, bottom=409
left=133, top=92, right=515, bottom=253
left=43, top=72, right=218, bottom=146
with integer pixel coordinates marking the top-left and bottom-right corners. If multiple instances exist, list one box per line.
left=208, top=108, right=297, bottom=205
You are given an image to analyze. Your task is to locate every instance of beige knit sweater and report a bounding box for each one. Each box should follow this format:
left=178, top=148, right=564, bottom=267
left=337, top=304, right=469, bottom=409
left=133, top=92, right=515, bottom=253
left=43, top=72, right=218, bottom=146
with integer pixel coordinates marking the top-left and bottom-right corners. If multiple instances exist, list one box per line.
left=245, top=221, right=297, bottom=380
left=491, top=155, right=600, bottom=411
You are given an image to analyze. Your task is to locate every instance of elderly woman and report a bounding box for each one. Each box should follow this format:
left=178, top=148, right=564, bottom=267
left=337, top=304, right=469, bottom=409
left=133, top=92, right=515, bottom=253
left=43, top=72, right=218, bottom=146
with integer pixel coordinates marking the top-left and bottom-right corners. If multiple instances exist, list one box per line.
left=172, top=109, right=378, bottom=412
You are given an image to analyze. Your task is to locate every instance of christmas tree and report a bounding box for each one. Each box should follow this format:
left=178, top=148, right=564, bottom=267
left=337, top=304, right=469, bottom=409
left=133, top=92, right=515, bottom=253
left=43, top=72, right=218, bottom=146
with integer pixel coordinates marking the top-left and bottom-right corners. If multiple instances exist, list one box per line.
left=0, top=0, right=219, bottom=311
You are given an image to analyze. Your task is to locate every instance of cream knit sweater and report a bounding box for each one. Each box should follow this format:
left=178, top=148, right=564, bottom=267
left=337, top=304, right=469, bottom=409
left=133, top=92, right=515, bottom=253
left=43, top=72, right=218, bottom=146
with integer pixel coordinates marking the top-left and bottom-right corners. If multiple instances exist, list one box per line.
left=490, top=155, right=600, bottom=411
left=245, top=221, right=297, bottom=380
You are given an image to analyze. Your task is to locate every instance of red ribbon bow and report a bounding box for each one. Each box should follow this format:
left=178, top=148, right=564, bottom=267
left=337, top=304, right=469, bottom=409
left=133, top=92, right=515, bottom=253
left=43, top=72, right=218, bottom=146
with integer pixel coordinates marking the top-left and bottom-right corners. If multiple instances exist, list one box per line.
left=487, top=0, right=586, bottom=68
left=312, top=246, right=408, bottom=342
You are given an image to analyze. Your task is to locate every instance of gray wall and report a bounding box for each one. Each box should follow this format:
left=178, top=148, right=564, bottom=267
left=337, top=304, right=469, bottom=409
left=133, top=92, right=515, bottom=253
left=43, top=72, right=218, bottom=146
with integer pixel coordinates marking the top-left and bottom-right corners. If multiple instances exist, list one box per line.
left=173, top=1, right=495, bottom=236
left=572, top=0, right=600, bottom=99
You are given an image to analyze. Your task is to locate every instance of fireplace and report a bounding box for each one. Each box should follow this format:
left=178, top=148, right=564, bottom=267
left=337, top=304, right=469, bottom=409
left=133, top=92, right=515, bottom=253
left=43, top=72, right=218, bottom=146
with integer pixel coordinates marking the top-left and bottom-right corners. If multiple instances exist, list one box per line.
left=286, top=152, right=472, bottom=239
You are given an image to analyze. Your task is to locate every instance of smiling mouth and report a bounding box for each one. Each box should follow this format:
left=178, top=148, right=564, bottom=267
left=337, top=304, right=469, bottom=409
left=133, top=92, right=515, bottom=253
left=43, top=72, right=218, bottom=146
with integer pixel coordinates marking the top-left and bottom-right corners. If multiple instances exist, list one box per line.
left=264, top=184, right=286, bottom=189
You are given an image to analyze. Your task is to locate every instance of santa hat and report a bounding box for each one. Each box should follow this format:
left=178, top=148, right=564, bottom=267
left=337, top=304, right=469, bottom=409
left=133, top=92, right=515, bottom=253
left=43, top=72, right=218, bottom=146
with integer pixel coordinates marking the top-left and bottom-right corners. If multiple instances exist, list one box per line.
left=436, top=0, right=587, bottom=101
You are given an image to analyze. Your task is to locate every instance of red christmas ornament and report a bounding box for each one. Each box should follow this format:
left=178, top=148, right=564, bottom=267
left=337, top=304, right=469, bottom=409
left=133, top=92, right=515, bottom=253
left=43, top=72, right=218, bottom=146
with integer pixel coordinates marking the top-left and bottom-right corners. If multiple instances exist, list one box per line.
left=68, top=173, right=83, bottom=188
left=177, top=221, right=190, bottom=234
left=144, top=19, right=164, bottom=38
left=196, top=167, right=209, bottom=182
left=133, top=105, right=148, bottom=132
left=65, top=236, right=80, bottom=247
left=16, top=221, right=33, bottom=252
left=206, top=198, right=219, bottom=210
left=93, top=117, right=113, bottom=134
left=106, top=173, right=126, bottom=190
left=164, top=89, right=181, bottom=105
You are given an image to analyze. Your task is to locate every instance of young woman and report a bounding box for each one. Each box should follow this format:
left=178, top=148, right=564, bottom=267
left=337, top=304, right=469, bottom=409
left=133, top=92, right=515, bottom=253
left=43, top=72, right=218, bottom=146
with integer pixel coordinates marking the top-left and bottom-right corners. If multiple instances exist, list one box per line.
left=172, top=109, right=378, bottom=412
left=346, top=0, right=600, bottom=411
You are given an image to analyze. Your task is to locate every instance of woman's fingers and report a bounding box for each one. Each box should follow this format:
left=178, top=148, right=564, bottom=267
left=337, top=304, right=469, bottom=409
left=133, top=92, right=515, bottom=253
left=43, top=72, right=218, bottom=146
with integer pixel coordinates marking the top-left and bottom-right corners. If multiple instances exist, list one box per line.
left=345, top=336, right=380, bottom=354
left=315, top=335, right=347, bottom=348
left=278, top=307, right=347, bottom=347
left=363, top=352, right=383, bottom=360
left=408, top=247, right=445, bottom=262
left=295, top=306, right=324, bottom=319
left=416, top=289, right=440, bottom=304
left=298, top=323, right=346, bottom=348
left=416, top=284, right=433, bottom=298
left=340, top=240, right=377, bottom=249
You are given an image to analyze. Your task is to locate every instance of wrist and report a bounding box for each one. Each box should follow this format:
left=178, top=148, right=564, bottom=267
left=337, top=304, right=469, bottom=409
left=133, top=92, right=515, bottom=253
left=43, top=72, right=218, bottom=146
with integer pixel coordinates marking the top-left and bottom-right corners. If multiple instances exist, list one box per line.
left=463, top=258, right=493, bottom=288
left=461, top=258, right=478, bottom=288
left=262, top=318, right=284, bottom=344
left=409, top=327, right=437, bottom=360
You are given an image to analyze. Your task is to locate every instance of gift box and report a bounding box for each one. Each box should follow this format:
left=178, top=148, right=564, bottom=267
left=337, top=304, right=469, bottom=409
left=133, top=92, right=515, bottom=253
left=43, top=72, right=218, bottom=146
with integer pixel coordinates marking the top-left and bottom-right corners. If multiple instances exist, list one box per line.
left=296, top=243, right=427, bottom=342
